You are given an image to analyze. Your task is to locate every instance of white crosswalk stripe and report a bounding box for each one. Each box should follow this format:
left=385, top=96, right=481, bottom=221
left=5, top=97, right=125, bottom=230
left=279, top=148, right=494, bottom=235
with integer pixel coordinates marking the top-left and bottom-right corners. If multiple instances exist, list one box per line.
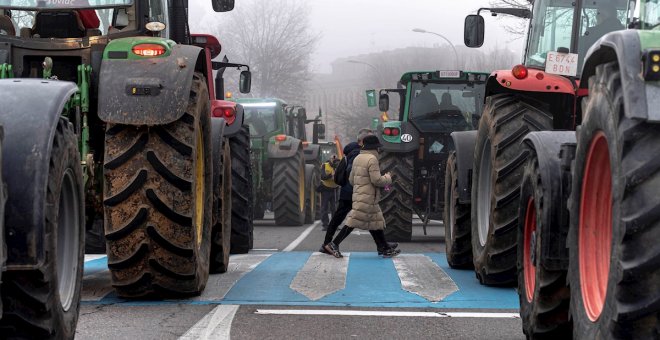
left=290, top=252, right=350, bottom=300
left=192, top=253, right=272, bottom=302
left=392, top=254, right=458, bottom=302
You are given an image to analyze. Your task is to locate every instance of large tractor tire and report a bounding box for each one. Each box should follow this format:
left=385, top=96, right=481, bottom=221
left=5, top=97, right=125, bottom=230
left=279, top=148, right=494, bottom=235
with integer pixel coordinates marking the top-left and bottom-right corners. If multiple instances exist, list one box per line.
left=0, top=126, right=4, bottom=320
left=272, top=149, right=305, bottom=226
left=568, top=62, right=660, bottom=338
left=252, top=199, right=265, bottom=221
left=210, top=138, right=232, bottom=273
left=0, top=118, right=85, bottom=339
left=304, top=164, right=320, bottom=224
left=229, top=126, right=254, bottom=254
left=443, top=151, right=473, bottom=269
left=380, top=151, right=414, bottom=241
left=471, top=94, right=552, bottom=285
left=102, top=72, right=213, bottom=298
left=517, top=151, right=571, bottom=338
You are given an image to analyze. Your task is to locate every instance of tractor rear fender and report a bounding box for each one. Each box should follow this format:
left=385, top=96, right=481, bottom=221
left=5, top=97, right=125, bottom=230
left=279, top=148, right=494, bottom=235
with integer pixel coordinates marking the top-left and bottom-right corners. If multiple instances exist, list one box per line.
left=581, top=29, right=660, bottom=122
left=267, top=135, right=302, bottom=159
left=484, top=68, right=575, bottom=98
left=212, top=100, right=245, bottom=137
left=0, top=79, right=78, bottom=269
left=379, top=121, right=421, bottom=153
left=97, top=43, right=207, bottom=125
left=449, top=131, right=477, bottom=204
left=303, top=144, right=320, bottom=164
left=522, top=131, right=576, bottom=271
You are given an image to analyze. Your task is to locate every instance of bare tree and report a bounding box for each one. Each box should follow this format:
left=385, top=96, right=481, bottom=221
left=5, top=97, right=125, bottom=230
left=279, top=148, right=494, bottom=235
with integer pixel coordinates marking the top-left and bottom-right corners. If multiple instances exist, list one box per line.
left=197, top=0, right=319, bottom=104
left=328, top=93, right=379, bottom=145
left=489, top=0, right=531, bottom=38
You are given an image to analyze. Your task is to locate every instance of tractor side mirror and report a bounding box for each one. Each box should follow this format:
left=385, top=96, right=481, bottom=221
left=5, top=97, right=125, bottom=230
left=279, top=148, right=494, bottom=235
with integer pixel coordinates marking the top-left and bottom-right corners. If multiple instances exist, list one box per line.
left=378, top=93, right=390, bottom=112
left=239, top=70, right=251, bottom=93
left=212, top=0, right=235, bottom=12
left=464, top=14, right=485, bottom=48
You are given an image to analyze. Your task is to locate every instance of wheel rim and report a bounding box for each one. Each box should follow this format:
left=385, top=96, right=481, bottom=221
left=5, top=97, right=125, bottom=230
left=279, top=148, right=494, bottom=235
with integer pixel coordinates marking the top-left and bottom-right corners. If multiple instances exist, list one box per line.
left=194, top=126, right=204, bottom=248
left=579, top=132, right=612, bottom=322
left=523, top=197, right=537, bottom=303
left=298, top=159, right=304, bottom=213
left=477, top=138, right=492, bottom=247
left=57, top=168, right=80, bottom=312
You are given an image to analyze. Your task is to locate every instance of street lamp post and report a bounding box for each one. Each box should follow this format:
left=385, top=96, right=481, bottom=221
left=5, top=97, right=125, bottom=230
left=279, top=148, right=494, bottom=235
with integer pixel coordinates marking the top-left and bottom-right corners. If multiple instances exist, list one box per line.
left=412, top=28, right=460, bottom=69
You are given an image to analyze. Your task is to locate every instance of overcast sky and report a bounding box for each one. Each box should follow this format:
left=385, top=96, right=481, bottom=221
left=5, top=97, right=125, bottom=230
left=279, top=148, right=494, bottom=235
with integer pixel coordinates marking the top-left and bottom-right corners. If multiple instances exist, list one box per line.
left=190, top=0, right=528, bottom=73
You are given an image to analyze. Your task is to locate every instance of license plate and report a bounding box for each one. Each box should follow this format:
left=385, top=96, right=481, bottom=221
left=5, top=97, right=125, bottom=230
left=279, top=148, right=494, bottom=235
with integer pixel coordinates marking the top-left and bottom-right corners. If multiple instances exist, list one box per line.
left=545, top=52, right=578, bottom=77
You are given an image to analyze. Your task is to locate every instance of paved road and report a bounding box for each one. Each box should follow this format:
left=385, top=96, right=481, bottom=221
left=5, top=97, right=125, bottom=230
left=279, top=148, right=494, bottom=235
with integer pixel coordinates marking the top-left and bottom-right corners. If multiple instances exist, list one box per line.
left=77, top=215, right=524, bottom=339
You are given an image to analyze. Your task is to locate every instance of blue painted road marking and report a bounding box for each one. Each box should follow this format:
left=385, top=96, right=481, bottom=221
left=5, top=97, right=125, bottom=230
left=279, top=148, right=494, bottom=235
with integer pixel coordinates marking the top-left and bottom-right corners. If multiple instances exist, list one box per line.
left=82, top=252, right=518, bottom=309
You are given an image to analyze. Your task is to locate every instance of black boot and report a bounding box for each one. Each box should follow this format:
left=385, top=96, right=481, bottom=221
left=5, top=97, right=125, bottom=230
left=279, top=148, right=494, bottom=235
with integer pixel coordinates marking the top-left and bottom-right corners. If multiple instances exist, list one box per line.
left=377, top=242, right=399, bottom=255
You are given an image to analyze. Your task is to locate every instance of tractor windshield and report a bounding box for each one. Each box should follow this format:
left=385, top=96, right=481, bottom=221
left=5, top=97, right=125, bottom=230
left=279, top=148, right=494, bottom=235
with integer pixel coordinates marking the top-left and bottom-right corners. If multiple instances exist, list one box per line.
left=526, top=0, right=627, bottom=74
left=0, top=0, right=132, bottom=10
left=408, top=81, right=480, bottom=132
left=243, top=104, right=278, bottom=137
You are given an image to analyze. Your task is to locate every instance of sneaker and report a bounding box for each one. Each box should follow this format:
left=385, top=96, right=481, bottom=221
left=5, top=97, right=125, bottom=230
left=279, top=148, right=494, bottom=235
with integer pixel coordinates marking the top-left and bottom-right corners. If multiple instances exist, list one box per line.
left=381, top=247, right=401, bottom=258
left=377, top=242, right=399, bottom=256
left=323, top=242, right=343, bottom=258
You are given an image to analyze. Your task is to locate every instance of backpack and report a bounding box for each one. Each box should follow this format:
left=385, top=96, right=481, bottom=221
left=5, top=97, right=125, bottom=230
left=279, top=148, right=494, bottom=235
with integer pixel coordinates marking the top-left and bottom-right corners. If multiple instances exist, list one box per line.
left=333, top=157, right=349, bottom=186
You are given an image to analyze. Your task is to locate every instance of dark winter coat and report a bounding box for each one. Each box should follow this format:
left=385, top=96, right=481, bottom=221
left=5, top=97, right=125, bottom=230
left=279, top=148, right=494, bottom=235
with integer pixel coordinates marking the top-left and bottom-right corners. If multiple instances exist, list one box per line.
left=345, top=149, right=391, bottom=230
left=339, top=142, right=361, bottom=201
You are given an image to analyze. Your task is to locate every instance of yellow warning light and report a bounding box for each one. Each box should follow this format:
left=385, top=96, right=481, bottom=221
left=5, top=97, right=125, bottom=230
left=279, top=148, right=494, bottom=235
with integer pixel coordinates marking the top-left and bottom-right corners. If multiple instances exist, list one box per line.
left=132, top=88, right=137, bottom=94
left=381, top=112, right=389, bottom=122
left=226, top=91, right=233, bottom=99
left=654, top=65, right=660, bottom=73
left=653, top=54, right=660, bottom=63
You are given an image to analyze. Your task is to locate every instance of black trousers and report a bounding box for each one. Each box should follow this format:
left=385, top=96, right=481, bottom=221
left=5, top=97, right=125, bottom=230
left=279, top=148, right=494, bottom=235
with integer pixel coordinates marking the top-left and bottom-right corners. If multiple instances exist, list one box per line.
left=332, top=226, right=388, bottom=250
left=323, top=199, right=352, bottom=245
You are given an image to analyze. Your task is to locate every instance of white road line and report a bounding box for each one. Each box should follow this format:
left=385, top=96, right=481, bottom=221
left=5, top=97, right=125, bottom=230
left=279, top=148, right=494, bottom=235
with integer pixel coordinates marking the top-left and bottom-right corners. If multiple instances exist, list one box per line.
left=255, top=309, right=520, bottom=318
left=282, top=221, right=321, bottom=252
left=392, top=254, right=458, bottom=302
left=84, top=254, right=106, bottom=262
left=251, top=248, right=279, bottom=251
left=179, top=305, right=239, bottom=340
left=290, top=252, right=350, bottom=300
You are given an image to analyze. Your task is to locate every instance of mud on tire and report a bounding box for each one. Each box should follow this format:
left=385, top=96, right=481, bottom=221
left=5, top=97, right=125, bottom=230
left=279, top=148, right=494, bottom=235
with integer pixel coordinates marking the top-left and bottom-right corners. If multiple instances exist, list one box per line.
left=568, top=62, right=660, bottom=339
left=380, top=151, right=414, bottom=242
left=444, top=151, right=473, bottom=268
left=304, top=164, right=320, bottom=224
left=210, top=139, right=232, bottom=273
left=102, top=72, right=212, bottom=298
left=229, top=125, right=254, bottom=254
left=0, top=118, right=84, bottom=339
left=471, top=94, right=553, bottom=285
left=272, top=149, right=306, bottom=226
left=517, top=151, right=571, bottom=338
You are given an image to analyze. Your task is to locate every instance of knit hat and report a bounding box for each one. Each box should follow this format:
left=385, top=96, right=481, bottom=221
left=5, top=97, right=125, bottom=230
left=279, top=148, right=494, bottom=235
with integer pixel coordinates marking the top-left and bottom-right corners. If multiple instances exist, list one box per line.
left=362, top=135, right=383, bottom=150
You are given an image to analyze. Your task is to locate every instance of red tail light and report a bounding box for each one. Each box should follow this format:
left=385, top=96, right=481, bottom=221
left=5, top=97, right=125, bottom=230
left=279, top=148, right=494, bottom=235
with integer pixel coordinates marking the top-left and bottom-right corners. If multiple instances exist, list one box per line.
left=384, top=128, right=392, bottom=136
left=512, top=64, right=528, bottom=79
left=275, top=134, right=287, bottom=142
left=391, top=128, right=400, bottom=136
left=212, top=106, right=237, bottom=125
left=132, top=44, right=166, bottom=57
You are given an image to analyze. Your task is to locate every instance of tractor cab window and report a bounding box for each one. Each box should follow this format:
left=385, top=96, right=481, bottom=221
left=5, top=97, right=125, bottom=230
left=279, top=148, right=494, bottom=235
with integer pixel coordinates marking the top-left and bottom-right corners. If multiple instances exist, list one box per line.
left=526, top=0, right=628, bottom=73
left=243, top=104, right=277, bottom=137
left=577, top=0, right=627, bottom=58
left=526, top=0, right=575, bottom=68
left=408, top=82, right=477, bottom=132
left=642, top=0, right=660, bottom=28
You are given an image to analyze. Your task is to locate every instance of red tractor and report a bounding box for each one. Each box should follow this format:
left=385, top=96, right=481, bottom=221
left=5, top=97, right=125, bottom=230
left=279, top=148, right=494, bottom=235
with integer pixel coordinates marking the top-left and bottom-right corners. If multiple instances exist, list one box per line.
left=449, top=0, right=660, bottom=337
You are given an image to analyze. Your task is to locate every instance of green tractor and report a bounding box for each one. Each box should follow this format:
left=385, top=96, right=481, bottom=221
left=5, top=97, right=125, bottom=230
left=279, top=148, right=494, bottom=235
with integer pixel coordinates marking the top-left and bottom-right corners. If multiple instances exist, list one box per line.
left=458, top=0, right=660, bottom=337
left=375, top=71, right=488, bottom=241
left=236, top=98, right=325, bottom=226
left=0, top=0, right=249, bottom=337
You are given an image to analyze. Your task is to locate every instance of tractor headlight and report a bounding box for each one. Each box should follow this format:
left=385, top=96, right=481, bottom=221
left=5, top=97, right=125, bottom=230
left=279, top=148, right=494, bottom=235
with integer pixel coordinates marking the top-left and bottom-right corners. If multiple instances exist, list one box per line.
left=643, top=50, right=660, bottom=81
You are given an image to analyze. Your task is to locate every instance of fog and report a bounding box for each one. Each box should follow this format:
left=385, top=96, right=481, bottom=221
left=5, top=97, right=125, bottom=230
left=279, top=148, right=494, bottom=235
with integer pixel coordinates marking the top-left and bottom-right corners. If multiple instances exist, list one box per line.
left=189, top=0, right=528, bottom=73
